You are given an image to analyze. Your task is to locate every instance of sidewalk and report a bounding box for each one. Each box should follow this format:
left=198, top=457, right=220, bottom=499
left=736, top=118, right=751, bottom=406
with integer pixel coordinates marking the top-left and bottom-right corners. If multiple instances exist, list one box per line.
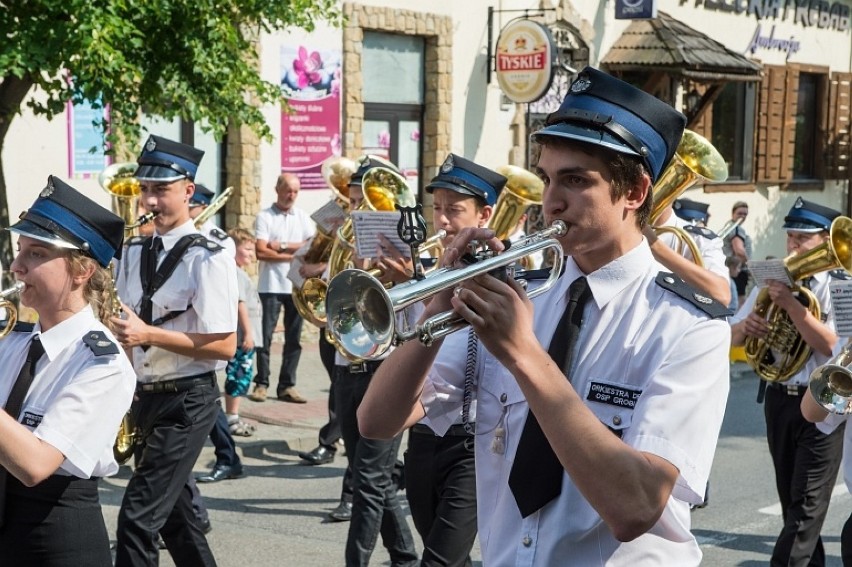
left=234, top=324, right=332, bottom=453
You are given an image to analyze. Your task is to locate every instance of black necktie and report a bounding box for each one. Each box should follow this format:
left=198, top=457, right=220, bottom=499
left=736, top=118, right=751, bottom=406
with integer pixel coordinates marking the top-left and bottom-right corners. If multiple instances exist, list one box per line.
left=0, top=337, right=46, bottom=526
left=140, top=237, right=163, bottom=324
left=508, top=276, right=592, bottom=518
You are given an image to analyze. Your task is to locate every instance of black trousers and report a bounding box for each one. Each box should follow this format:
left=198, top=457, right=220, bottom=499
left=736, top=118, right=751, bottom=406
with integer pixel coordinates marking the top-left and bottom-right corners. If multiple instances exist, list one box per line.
left=405, top=427, right=477, bottom=567
left=0, top=475, right=111, bottom=566
left=115, top=381, right=220, bottom=567
left=318, top=329, right=354, bottom=502
left=336, top=365, right=417, bottom=567
left=255, top=293, right=303, bottom=392
left=765, top=386, right=845, bottom=567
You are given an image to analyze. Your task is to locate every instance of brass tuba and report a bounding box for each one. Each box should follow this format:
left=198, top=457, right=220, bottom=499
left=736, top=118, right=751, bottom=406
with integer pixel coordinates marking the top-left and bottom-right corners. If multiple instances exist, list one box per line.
left=650, top=130, right=729, bottom=267
left=489, top=165, right=544, bottom=240
left=745, top=216, right=852, bottom=382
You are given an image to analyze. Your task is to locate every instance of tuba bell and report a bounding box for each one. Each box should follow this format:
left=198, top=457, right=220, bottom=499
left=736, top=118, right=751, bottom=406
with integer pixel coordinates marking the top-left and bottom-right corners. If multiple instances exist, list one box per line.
left=650, top=130, right=729, bottom=267
left=745, top=216, right=852, bottom=382
left=489, top=165, right=544, bottom=240
left=99, top=162, right=143, bottom=237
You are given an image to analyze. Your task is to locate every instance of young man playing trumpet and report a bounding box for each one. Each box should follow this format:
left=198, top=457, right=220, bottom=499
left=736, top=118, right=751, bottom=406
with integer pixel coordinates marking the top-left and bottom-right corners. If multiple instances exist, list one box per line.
left=730, top=198, right=845, bottom=567
left=357, top=67, right=731, bottom=565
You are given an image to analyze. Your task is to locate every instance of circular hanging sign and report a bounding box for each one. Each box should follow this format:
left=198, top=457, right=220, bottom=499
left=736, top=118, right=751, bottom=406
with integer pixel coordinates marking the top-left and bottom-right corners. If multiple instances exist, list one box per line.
left=495, top=19, right=556, bottom=104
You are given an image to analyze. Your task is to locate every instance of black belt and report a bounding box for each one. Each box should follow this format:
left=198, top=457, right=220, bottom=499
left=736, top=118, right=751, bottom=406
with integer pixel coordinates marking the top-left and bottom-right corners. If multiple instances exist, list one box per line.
left=766, top=382, right=808, bottom=396
left=136, top=372, right=216, bottom=394
left=411, top=423, right=473, bottom=437
left=346, top=360, right=383, bottom=374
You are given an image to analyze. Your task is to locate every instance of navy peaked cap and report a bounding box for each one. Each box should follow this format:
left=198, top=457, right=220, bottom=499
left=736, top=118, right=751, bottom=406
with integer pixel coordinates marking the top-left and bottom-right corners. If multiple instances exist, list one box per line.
left=783, top=197, right=841, bottom=233
left=9, top=176, right=124, bottom=267
left=531, top=66, right=686, bottom=183
left=135, top=135, right=204, bottom=182
left=426, top=154, right=507, bottom=206
left=673, top=198, right=710, bottom=223
left=191, top=184, right=214, bottom=206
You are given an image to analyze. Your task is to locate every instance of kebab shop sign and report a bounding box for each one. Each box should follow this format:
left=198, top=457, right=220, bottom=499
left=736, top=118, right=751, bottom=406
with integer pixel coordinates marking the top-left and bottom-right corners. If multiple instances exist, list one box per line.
left=495, top=19, right=556, bottom=104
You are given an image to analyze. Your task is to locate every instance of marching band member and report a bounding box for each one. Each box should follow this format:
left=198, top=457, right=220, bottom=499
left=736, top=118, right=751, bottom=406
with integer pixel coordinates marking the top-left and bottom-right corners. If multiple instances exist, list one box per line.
left=731, top=198, right=844, bottom=567
left=189, top=183, right=236, bottom=257
left=358, top=66, right=731, bottom=566
left=112, top=135, right=238, bottom=567
left=0, top=176, right=134, bottom=565
left=376, top=153, right=507, bottom=567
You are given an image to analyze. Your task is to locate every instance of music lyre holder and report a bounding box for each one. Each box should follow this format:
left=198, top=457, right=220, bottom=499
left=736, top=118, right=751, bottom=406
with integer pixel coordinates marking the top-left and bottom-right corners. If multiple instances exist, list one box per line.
left=397, top=204, right=428, bottom=280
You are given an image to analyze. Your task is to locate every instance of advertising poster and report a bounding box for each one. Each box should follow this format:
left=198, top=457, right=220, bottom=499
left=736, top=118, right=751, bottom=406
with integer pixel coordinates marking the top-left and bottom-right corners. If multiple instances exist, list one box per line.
left=67, top=99, right=109, bottom=179
left=280, top=44, right=342, bottom=190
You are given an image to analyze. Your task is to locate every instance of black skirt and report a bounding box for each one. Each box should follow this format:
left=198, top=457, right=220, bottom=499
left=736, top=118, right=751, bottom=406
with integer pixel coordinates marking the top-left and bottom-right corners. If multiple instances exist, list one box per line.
left=0, top=473, right=111, bottom=566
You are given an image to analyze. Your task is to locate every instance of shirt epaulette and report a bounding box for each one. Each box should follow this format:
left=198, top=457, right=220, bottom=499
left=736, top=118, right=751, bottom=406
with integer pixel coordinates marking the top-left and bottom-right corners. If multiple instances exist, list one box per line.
left=126, top=236, right=146, bottom=246
left=82, top=330, right=120, bottom=356
left=683, top=225, right=718, bottom=240
left=194, top=236, right=224, bottom=253
left=208, top=227, right=229, bottom=242
left=829, top=268, right=852, bottom=280
left=12, top=321, right=35, bottom=333
left=655, top=272, right=732, bottom=319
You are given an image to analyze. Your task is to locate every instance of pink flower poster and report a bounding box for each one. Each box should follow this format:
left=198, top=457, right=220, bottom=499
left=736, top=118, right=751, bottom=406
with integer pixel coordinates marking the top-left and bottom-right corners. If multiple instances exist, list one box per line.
left=280, top=45, right=342, bottom=190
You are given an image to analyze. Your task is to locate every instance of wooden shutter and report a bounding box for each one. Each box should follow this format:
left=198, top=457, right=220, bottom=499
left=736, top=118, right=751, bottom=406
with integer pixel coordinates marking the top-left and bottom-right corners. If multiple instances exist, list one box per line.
left=826, top=72, right=852, bottom=179
left=756, top=65, right=798, bottom=183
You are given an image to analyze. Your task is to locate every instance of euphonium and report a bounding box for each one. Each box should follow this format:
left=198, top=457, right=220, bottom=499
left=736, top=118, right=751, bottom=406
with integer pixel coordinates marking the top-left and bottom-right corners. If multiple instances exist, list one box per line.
left=99, top=162, right=142, bottom=237
left=326, top=221, right=567, bottom=360
left=745, top=216, right=852, bottom=382
left=0, top=281, right=25, bottom=339
left=807, top=339, right=852, bottom=415
left=650, top=130, right=729, bottom=267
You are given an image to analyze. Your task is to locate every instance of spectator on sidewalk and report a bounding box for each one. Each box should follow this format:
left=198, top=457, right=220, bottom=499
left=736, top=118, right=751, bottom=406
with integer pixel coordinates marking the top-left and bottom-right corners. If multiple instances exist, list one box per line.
left=250, top=173, right=316, bottom=404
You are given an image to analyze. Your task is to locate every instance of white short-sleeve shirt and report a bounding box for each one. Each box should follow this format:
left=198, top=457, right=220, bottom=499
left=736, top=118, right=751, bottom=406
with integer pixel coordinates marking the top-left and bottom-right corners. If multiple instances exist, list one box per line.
left=116, top=220, right=239, bottom=381
left=255, top=205, right=316, bottom=294
left=421, top=239, right=731, bottom=566
left=0, top=307, right=136, bottom=478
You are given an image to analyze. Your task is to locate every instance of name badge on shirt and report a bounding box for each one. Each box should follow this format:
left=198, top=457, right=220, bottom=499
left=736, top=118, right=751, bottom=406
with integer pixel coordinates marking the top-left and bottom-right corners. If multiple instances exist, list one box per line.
left=586, top=381, right=642, bottom=409
left=21, top=410, right=44, bottom=428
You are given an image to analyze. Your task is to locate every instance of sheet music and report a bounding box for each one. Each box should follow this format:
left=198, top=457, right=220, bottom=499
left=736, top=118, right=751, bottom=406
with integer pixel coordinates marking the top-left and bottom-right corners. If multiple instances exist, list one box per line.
left=747, top=259, right=792, bottom=287
left=831, top=279, right=852, bottom=336
left=288, top=255, right=306, bottom=288
left=310, top=199, right=347, bottom=234
left=351, top=210, right=410, bottom=259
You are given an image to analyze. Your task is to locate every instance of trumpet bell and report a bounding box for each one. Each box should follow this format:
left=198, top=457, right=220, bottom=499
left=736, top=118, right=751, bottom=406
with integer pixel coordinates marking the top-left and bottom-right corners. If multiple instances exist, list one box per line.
left=808, top=343, right=852, bottom=414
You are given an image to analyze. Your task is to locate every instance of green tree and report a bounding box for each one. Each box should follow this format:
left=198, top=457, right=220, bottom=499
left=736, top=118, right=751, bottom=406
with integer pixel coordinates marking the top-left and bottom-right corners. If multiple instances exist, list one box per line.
left=0, top=0, right=342, bottom=275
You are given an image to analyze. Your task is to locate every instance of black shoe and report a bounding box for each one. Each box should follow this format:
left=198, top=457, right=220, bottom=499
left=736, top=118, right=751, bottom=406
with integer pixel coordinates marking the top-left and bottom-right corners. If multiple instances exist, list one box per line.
left=199, top=519, right=212, bottom=534
left=298, top=444, right=336, bottom=465
left=327, top=500, right=352, bottom=522
left=196, top=464, right=245, bottom=483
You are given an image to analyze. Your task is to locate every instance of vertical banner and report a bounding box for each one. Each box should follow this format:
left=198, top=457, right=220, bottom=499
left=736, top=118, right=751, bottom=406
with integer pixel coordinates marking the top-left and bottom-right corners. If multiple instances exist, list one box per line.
left=67, top=100, right=109, bottom=179
left=280, top=44, right=342, bottom=190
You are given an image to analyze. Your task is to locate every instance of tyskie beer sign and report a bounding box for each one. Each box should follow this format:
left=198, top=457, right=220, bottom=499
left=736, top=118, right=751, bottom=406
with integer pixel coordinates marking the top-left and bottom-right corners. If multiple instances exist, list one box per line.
left=495, top=19, right=556, bottom=104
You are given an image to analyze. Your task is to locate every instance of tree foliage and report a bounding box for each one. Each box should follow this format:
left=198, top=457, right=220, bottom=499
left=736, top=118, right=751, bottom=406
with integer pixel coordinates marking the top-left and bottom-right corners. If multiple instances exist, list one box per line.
left=0, top=0, right=343, bottom=275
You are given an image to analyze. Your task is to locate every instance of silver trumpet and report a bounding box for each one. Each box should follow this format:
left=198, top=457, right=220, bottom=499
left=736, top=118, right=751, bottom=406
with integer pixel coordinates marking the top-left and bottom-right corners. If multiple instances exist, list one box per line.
left=326, top=221, right=567, bottom=360
left=808, top=339, right=852, bottom=414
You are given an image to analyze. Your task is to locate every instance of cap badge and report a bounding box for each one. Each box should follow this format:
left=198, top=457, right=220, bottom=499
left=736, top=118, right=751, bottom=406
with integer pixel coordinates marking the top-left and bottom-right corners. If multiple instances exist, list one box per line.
left=145, top=138, right=157, bottom=152
left=441, top=155, right=455, bottom=174
left=794, top=197, right=804, bottom=208
left=570, top=76, right=592, bottom=93
left=39, top=179, right=55, bottom=198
